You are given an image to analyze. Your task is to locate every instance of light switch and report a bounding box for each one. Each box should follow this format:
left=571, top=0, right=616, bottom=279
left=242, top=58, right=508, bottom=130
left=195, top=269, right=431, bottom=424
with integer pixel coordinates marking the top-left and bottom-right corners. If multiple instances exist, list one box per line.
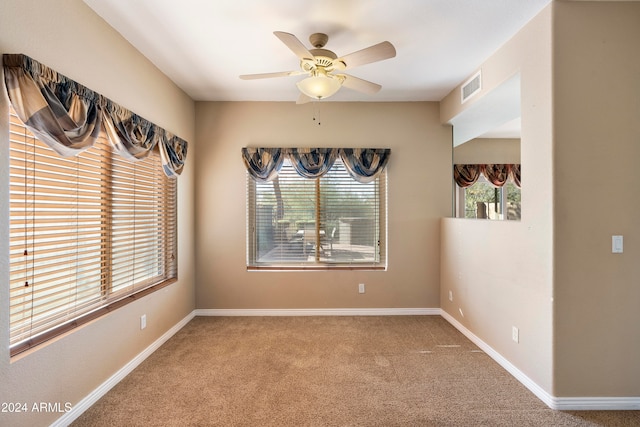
left=612, top=235, right=623, bottom=253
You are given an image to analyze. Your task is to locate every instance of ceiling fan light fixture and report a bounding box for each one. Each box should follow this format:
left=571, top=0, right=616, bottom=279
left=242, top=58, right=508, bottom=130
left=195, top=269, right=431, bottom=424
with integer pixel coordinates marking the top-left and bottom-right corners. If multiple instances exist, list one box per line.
left=296, top=71, right=342, bottom=100
left=241, top=31, right=395, bottom=102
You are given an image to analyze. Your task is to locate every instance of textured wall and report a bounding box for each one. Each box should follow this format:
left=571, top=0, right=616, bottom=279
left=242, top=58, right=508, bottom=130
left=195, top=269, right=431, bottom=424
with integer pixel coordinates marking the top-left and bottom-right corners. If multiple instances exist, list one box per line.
left=454, top=138, right=521, bottom=164
left=194, top=101, right=451, bottom=310
left=0, top=1, right=196, bottom=426
left=552, top=0, right=640, bottom=397
left=442, top=0, right=640, bottom=400
left=440, top=5, right=554, bottom=393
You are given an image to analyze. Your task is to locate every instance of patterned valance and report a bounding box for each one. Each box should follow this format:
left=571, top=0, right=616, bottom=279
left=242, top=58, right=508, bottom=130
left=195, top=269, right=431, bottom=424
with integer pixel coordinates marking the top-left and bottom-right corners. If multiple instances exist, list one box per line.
left=453, top=164, right=521, bottom=188
left=340, top=148, right=391, bottom=183
left=3, top=54, right=187, bottom=177
left=241, top=148, right=287, bottom=182
left=242, top=147, right=390, bottom=183
left=288, top=148, right=338, bottom=179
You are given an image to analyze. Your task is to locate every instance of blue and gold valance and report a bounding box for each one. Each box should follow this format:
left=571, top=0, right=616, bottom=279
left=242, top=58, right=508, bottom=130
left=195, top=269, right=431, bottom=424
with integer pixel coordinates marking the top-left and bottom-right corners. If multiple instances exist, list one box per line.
left=288, top=148, right=339, bottom=179
left=3, top=54, right=187, bottom=177
left=242, top=147, right=390, bottom=183
left=339, top=148, right=390, bottom=183
left=241, top=148, right=287, bottom=182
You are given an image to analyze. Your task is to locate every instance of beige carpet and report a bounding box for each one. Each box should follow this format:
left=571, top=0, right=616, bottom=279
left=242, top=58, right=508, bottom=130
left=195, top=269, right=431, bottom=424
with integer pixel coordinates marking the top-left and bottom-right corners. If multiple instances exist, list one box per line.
left=72, top=316, right=639, bottom=426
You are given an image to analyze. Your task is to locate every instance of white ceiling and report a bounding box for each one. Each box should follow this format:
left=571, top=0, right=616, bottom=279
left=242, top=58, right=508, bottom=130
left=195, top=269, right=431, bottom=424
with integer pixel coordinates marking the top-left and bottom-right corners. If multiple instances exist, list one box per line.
left=83, top=0, right=550, bottom=104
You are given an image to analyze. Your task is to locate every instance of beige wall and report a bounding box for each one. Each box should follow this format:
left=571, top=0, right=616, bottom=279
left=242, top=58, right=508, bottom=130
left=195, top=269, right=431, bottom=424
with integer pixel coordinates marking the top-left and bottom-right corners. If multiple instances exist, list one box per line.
left=194, top=102, right=451, bottom=310
left=442, top=0, right=640, bottom=400
left=0, top=1, right=196, bottom=426
left=552, top=1, right=640, bottom=396
left=453, top=138, right=521, bottom=164
left=440, top=5, right=554, bottom=394
left=2, top=3, right=637, bottom=423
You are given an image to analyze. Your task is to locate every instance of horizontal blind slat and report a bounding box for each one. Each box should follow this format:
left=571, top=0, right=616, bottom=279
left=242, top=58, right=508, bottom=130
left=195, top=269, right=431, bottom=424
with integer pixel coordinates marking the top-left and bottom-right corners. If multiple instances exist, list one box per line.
left=248, top=158, right=384, bottom=268
left=8, top=108, right=178, bottom=354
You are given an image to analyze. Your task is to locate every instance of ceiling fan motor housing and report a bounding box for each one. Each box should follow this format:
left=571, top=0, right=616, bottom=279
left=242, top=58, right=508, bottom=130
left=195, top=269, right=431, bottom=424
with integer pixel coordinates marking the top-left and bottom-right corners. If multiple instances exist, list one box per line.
left=306, top=33, right=337, bottom=68
left=310, top=49, right=336, bottom=66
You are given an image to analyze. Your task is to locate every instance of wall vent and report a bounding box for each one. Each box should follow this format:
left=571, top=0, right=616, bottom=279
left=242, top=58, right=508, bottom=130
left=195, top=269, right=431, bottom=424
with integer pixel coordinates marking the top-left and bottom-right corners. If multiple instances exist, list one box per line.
left=461, top=70, right=482, bottom=104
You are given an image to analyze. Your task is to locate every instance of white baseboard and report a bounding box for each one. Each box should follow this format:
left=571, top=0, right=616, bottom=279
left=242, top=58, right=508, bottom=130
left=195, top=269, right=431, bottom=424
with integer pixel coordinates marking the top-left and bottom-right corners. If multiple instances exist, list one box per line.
left=51, top=311, right=196, bottom=427
left=440, top=310, right=640, bottom=411
left=440, top=310, right=557, bottom=408
left=549, top=397, right=640, bottom=411
left=194, top=307, right=440, bottom=317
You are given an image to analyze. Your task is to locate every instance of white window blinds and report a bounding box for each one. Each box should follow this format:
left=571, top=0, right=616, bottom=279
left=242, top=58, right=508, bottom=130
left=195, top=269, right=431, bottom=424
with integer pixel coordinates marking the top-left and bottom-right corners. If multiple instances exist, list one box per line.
left=247, top=158, right=386, bottom=269
left=8, top=108, right=177, bottom=355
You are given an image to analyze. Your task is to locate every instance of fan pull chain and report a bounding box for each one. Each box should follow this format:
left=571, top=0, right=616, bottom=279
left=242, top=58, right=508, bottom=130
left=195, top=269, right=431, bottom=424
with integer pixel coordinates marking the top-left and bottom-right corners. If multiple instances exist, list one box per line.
left=312, top=102, right=321, bottom=126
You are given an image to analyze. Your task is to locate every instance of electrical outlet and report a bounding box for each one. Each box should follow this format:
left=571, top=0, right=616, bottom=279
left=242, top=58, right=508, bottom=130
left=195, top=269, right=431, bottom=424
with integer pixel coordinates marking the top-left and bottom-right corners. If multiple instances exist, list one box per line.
left=512, top=326, right=519, bottom=343
left=448, top=290, right=453, bottom=302
left=358, top=283, right=365, bottom=294
left=140, top=314, right=147, bottom=330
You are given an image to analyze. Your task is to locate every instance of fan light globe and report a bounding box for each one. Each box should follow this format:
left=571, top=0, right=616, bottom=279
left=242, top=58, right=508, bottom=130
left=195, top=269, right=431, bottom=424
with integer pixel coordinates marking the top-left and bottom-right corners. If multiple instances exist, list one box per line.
left=296, top=74, right=342, bottom=100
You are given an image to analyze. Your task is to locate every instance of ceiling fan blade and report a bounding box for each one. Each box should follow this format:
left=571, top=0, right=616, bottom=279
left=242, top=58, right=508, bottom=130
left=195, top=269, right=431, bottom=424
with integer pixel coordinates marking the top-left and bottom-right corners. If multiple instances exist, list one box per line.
left=333, top=41, right=396, bottom=70
left=274, top=31, right=314, bottom=61
left=239, top=71, right=304, bottom=80
left=296, top=93, right=314, bottom=104
left=340, top=74, right=382, bottom=95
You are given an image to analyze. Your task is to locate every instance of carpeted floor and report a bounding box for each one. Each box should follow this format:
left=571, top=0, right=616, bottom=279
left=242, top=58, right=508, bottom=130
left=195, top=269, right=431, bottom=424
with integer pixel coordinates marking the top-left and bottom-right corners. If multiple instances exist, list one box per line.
left=72, top=316, right=640, bottom=426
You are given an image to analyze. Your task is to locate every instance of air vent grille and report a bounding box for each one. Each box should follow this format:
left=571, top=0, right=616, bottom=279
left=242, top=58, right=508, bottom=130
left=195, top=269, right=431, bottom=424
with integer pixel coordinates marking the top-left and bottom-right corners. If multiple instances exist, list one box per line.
left=461, top=70, right=482, bottom=103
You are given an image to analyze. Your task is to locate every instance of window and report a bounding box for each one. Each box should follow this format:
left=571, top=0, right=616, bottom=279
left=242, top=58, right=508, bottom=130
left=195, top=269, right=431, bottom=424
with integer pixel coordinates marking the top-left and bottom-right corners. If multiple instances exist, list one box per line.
left=8, top=108, right=177, bottom=355
left=247, top=158, right=386, bottom=269
left=456, top=176, right=521, bottom=220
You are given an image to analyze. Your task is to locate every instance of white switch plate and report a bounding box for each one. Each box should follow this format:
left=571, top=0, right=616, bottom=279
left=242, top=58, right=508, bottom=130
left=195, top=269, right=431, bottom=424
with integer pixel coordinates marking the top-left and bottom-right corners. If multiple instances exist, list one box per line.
left=512, top=326, right=519, bottom=343
left=448, top=290, right=453, bottom=302
left=358, top=283, right=365, bottom=294
left=140, top=314, right=147, bottom=330
left=612, top=235, right=623, bottom=253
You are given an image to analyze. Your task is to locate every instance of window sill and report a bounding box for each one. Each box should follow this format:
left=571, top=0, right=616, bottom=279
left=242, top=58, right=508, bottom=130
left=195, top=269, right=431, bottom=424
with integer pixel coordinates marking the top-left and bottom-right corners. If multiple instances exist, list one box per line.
left=10, top=277, right=178, bottom=358
left=247, top=265, right=386, bottom=272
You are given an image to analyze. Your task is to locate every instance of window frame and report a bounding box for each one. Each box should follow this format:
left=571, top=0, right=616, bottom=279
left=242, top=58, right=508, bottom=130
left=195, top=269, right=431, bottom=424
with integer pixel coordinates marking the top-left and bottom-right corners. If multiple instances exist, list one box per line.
left=246, top=158, right=387, bottom=271
left=455, top=175, right=521, bottom=220
left=8, top=108, right=178, bottom=357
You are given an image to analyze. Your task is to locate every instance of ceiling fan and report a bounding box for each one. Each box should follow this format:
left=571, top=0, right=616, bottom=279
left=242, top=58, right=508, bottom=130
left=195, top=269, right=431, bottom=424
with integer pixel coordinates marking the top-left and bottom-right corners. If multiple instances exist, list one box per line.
left=239, top=31, right=396, bottom=103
